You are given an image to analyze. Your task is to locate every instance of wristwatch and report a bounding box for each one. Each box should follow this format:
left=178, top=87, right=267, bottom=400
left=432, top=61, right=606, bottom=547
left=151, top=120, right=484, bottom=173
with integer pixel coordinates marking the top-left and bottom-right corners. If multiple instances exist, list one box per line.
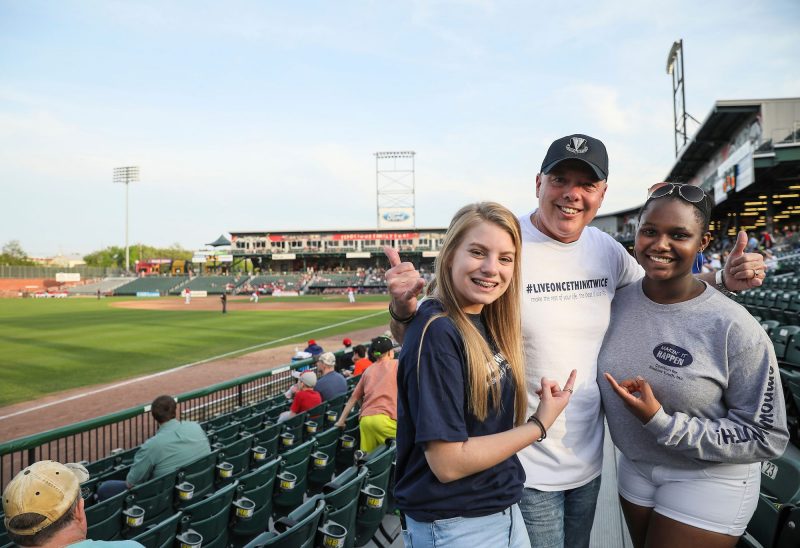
left=714, top=270, right=737, bottom=298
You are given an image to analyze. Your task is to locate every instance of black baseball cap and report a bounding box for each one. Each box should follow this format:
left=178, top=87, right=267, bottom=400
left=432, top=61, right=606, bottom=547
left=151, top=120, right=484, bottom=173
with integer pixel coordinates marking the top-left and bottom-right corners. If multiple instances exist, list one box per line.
left=370, top=336, right=394, bottom=356
left=540, top=134, right=608, bottom=181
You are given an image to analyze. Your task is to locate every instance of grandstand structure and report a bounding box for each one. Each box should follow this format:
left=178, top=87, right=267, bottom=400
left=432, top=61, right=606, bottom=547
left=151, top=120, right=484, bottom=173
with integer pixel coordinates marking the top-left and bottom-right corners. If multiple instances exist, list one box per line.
left=230, top=228, right=447, bottom=274
left=592, top=97, right=800, bottom=246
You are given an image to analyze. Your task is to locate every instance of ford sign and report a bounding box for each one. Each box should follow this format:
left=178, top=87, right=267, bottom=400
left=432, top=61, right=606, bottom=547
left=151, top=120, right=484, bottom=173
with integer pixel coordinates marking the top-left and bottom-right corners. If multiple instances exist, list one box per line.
left=383, top=212, right=410, bottom=222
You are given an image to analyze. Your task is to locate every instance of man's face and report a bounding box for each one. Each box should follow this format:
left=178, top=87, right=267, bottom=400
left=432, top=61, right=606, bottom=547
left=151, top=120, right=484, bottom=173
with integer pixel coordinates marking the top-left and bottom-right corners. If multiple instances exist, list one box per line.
left=535, top=160, right=607, bottom=243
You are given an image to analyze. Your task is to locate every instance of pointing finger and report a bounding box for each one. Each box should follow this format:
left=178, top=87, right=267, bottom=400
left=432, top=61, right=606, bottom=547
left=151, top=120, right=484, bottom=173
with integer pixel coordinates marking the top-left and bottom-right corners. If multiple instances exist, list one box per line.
left=384, top=246, right=402, bottom=268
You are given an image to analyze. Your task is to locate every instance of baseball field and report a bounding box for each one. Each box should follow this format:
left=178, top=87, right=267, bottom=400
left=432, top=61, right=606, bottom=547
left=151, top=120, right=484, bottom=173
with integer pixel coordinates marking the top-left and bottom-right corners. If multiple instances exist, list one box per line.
left=0, top=294, right=391, bottom=408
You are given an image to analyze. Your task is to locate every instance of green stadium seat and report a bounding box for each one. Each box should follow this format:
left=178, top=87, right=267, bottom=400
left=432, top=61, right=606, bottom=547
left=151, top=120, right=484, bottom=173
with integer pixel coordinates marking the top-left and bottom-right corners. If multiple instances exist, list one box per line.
left=252, top=422, right=281, bottom=459
left=240, top=412, right=266, bottom=435
left=321, top=466, right=369, bottom=548
left=773, top=291, right=794, bottom=324
left=336, top=417, right=361, bottom=475
left=203, top=414, right=231, bottom=432
left=219, top=434, right=255, bottom=480
left=355, top=440, right=397, bottom=546
left=230, top=457, right=281, bottom=546
left=243, top=496, right=326, bottom=548
left=183, top=480, right=243, bottom=548
left=745, top=444, right=800, bottom=547
left=125, top=469, right=180, bottom=530
left=308, top=426, right=340, bottom=494
left=264, top=403, right=288, bottom=422
left=762, top=320, right=781, bottom=337
left=176, top=448, right=221, bottom=506
left=86, top=489, right=128, bottom=541
left=771, top=326, right=800, bottom=360
left=130, top=511, right=183, bottom=548
left=210, top=422, right=242, bottom=446
left=280, top=412, right=308, bottom=449
left=231, top=406, right=252, bottom=421
left=273, top=438, right=315, bottom=517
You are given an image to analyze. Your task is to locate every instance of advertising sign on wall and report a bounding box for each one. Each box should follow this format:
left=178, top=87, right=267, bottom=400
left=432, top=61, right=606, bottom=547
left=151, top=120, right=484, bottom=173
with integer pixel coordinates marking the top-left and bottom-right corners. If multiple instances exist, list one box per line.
left=713, top=142, right=755, bottom=205
left=378, top=207, right=414, bottom=229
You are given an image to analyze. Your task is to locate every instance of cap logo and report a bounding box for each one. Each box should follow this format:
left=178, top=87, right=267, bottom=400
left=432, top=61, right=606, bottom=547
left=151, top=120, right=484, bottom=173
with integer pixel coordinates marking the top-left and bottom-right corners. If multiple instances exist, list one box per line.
left=566, top=137, right=588, bottom=154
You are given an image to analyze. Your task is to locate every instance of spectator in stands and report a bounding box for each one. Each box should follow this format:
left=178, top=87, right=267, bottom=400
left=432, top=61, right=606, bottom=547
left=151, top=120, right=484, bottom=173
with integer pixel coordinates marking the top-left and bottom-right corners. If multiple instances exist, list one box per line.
left=391, top=202, right=575, bottom=547
left=335, top=337, right=355, bottom=373
left=351, top=344, right=372, bottom=376
left=3, top=460, right=143, bottom=548
left=96, top=395, right=210, bottom=501
left=335, top=336, right=401, bottom=451
left=599, top=184, right=788, bottom=547
left=304, top=339, right=323, bottom=355
left=278, top=371, right=321, bottom=423
left=315, top=352, right=347, bottom=401
left=385, top=136, right=768, bottom=548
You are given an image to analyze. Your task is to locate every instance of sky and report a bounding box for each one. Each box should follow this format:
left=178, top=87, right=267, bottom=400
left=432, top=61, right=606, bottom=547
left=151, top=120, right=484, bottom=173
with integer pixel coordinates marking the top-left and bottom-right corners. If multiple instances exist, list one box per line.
left=1, top=0, right=799, bottom=257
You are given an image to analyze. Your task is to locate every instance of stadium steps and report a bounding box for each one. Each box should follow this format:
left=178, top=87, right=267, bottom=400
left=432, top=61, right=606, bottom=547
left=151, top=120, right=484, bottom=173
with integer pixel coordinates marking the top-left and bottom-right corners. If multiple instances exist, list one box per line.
left=113, top=276, right=188, bottom=296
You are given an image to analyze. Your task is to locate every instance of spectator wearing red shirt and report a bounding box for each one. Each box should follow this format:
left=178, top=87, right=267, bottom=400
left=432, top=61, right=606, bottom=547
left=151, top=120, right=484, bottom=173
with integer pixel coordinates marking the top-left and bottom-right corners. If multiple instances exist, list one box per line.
left=352, top=344, right=372, bottom=376
left=278, top=372, right=321, bottom=422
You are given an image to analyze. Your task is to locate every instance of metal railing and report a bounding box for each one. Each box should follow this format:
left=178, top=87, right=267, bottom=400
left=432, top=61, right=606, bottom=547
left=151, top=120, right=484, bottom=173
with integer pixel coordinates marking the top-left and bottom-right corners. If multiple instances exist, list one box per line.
left=0, top=356, right=318, bottom=485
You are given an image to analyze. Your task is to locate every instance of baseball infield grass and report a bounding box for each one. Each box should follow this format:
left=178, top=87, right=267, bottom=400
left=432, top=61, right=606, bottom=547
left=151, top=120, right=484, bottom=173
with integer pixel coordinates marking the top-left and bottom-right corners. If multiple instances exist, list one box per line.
left=0, top=296, right=390, bottom=408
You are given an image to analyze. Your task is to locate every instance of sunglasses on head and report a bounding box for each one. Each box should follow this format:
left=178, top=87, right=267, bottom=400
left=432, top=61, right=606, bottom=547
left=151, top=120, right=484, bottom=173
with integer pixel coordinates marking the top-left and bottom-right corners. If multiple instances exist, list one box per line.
left=647, top=182, right=706, bottom=203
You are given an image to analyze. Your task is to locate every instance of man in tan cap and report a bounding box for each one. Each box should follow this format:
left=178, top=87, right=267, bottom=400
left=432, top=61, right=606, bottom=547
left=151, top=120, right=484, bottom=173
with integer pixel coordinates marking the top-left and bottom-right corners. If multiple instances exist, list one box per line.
left=3, top=460, right=143, bottom=547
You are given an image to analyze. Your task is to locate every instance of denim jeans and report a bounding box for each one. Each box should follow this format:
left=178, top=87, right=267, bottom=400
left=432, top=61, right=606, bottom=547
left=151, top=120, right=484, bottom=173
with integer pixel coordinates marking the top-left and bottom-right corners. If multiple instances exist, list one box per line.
left=402, top=504, right=531, bottom=548
left=518, top=476, right=601, bottom=548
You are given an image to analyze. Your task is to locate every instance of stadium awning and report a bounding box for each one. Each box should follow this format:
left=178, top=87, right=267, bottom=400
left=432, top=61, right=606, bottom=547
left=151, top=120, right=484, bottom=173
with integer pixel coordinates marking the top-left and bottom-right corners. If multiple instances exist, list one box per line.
left=207, top=235, right=232, bottom=247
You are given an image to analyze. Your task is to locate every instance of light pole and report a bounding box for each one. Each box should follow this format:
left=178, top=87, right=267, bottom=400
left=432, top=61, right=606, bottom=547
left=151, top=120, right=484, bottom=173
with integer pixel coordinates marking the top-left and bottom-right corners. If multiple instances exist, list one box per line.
left=113, top=166, right=140, bottom=273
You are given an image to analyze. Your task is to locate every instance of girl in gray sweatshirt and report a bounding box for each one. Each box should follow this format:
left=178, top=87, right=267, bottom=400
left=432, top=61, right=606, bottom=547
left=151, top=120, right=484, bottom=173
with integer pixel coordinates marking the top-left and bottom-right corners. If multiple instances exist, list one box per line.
left=598, top=183, right=788, bottom=547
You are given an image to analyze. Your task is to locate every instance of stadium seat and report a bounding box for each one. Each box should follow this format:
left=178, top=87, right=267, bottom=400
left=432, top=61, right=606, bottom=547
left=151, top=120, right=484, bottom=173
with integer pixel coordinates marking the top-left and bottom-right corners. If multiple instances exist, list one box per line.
left=761, top=319, right=781, bottom=337
left=243, top=496, right=326, bottom=548
left=176, top=448, right=221, bottom=505
left=86, top=488, right=128, bottom=540
left=264, top=403, right=288, bottom=422
left=771, top=326, right=800, bottom=360
left=308, top=426, right=340, bottom=494
left=355, top=440, right=397, bottom=546
left=273, top=438, right=315, bottom=517
left=181, top=480, right=240, bottom=548
left=219, top=433, right=255, bottom=480
left=125, top=469, right=180, bottom=529
left=203, top=414, right=231, bottom=432
left=130, top=511, right=183, bottom=548
left=0, top=516, right=9, bottom=548
left=336, top=412, right=361, bottom=474
left=280, top=413, right=308, bottom=448
left=773, top=291, right=794, bottom=324
left=240, top=412, right=266, bottom=435
left=324, top=393, right=348, bottom=424
left=321, top=466, right=369, bottom=548
left=745, top=444, right=800, bottom=547
left=231, top=406, right=253, bottom=421
left=230, top=457, right=281, bottom=546
left=210, top=422, right=242, bottom=446
left=253, top=421, right=281, bottom=458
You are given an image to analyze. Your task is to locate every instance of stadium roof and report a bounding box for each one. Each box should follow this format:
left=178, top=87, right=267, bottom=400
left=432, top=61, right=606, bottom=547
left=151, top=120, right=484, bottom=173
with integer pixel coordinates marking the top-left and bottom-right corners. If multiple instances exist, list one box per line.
left=229, top=227, right=447, bottom=236
left=206, top=234, right=232, bottom=246
left=666, top=100, right=761, bottom=182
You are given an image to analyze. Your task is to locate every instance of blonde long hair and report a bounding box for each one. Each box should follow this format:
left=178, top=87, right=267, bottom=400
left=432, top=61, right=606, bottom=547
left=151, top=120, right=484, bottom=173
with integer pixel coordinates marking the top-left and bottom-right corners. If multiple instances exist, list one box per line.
left=424, top=202, right=527, bottom=425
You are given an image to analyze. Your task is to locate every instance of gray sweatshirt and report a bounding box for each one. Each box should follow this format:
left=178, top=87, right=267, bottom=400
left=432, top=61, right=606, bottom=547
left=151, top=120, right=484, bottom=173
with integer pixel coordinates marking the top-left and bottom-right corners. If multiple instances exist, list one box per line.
left=598, top=280, right=788, bottom=468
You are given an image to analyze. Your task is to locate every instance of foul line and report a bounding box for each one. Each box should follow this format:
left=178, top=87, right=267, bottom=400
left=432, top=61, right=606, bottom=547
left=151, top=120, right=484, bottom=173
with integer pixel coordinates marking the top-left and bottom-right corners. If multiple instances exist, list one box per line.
left=0, top=310, right=388, bottom=421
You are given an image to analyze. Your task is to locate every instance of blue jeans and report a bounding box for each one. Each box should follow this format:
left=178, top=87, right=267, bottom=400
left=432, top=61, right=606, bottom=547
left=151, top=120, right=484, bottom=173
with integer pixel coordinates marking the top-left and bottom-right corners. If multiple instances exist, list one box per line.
left=518, top=476, right=601, bottom=548
left=402, top=504, right=530, bottom=548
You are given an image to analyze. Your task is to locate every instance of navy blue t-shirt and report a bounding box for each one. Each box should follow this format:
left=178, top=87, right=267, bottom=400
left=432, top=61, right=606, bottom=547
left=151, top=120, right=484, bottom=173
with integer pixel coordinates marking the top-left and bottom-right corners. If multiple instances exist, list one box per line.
left=394, top=299, right=525, bottom=522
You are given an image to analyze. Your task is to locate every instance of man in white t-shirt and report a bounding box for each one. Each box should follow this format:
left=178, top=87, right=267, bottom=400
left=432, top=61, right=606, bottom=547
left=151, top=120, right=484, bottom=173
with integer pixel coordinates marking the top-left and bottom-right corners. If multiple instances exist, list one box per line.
left=385, top=134, right=767, bottom=547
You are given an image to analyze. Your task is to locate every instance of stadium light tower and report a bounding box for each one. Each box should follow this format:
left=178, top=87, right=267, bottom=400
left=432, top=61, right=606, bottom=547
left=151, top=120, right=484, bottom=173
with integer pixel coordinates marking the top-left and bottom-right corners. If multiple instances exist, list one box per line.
left=113, top=166, right=140, bottom=272
left=666, top=39, right=699, bottom=157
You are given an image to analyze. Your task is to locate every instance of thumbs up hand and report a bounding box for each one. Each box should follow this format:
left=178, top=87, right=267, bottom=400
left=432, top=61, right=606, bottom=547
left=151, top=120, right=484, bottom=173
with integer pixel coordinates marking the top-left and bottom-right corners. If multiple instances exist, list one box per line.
left=384, top=246, right=425, bottom=320
left=722, top=231, right=766, bottom=291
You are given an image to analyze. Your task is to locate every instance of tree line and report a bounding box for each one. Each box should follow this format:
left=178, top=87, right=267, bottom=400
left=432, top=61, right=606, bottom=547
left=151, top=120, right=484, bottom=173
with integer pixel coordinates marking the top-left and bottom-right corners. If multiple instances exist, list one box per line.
left=0, top=240, right=192, bottom=269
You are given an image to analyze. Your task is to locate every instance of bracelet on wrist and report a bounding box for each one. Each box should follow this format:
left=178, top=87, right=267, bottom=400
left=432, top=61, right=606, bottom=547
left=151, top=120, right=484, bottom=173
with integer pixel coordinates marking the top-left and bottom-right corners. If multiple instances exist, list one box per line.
left=389, top=303, right=416, bottom=324
left=527, top=414, right=546, bottom=442
left=714, top=269, right=737, bottom=298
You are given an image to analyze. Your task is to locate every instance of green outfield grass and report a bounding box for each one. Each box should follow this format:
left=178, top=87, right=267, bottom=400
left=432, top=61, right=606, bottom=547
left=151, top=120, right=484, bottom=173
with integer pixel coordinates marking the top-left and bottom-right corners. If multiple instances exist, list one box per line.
left=0, top=295, right=390, bottom=408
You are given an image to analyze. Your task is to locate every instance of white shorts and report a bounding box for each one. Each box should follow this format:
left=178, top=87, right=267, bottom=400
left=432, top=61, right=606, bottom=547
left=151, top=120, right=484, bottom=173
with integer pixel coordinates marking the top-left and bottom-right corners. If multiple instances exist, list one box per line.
left=617, top=453, right=760, bottom=536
